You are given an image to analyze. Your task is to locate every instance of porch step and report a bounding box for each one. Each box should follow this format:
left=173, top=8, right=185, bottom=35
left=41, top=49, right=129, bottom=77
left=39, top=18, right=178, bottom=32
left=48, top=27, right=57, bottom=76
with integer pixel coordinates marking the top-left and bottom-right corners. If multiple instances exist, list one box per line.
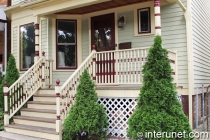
left=4, top=124, right=59, bottom=140
left=0, top=131, right=48, bottom=140
left=33, top=94, right=55, bottom=102
left=27, top=101, right=66, bottom=110
left=13, top=116, right=56, bottom=128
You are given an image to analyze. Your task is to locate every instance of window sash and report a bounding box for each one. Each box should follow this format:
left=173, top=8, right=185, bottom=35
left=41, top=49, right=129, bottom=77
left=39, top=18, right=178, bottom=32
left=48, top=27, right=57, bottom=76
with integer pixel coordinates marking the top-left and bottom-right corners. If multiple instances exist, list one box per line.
left=138, top=7, right=151, bottom=34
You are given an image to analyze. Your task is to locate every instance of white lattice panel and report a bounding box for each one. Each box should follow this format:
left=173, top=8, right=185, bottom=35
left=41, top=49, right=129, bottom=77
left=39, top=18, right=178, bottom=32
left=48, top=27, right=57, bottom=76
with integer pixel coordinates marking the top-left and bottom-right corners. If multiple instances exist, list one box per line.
left=98, top=98, right=137, bottom=138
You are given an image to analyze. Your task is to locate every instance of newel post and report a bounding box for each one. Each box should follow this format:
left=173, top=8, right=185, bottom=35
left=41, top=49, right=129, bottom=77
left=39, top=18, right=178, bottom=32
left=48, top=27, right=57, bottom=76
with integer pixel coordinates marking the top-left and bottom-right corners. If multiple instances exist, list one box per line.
left=42, top=51, right=46, bottom=88
left=34, top=23, right=40, bottom=63
left=4, top=82, right=9, bottom=125
left=92, top=45, right=96, bottom=82
left=55, top=80, right=61, bottom=135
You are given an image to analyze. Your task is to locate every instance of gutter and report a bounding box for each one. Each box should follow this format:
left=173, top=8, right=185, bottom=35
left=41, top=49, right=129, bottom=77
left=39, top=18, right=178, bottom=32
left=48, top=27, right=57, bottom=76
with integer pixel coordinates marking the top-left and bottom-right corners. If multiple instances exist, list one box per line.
left=176, top=0, right=193, bottom=128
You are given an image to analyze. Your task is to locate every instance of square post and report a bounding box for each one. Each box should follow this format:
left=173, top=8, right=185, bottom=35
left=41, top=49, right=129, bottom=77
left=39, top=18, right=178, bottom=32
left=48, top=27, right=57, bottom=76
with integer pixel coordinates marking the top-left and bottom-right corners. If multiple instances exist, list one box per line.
left=3, top=82, right=9, bottom=125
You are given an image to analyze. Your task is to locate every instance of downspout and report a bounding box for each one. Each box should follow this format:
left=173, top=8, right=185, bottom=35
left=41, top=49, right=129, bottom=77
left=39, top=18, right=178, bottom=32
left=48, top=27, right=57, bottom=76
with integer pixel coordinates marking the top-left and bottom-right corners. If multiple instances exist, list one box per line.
left=176, top=0, right=194, bottom=127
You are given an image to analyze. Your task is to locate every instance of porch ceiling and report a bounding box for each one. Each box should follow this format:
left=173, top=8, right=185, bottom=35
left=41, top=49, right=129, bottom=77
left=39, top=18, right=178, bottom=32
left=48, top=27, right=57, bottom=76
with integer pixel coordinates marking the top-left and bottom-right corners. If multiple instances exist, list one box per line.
left=55, top=0, right=153, bottom=15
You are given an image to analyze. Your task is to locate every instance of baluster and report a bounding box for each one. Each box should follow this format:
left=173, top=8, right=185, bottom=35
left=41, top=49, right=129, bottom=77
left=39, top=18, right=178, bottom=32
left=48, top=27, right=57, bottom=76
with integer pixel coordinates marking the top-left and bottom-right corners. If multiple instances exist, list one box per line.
left=104, top=53, right=107, bottom=84
left=134, top=50, right=137, bottom=83
left=17, top=83, right=20, bottom=107
left=109, top=52, right=111, bottom=83
left=128, top=51, right=130, bottom=83
left=99, top=53, right=101, bottom=83
left=120, top=51, right=123, bottom=83
left=50, top=60, right=53, bottom=87
left=10, top=90, right=12, bottom=114
left=124, top=51, right=126, bottom=84
left=12, top=87, right=15, bottom=113
left=141, top=50, right=144, bottom=83
left=20, top=80, right=23, bottom=104
left=3, top=82, right=9, bottom=125
left=42, top=52, right=46, bottom=88
left=92, top=53, right=96, bottom=83
left=115, top=51, right=119, bottom=84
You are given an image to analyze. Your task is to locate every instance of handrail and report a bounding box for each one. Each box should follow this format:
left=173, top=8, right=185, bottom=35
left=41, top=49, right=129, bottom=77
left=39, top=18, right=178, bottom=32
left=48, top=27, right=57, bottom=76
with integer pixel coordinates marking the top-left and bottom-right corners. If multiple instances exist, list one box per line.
left=61, top=50, right=96, bottom=90
left=8, top=58, right=43, bottom=91
left=3, top=54, right=52, bottom=124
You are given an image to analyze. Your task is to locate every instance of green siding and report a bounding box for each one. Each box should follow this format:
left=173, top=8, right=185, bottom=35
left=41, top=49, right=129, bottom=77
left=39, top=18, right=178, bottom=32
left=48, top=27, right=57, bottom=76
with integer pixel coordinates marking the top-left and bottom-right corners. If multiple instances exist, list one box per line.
left=13, top=26, right=18, bottom=68
left=52, top=71, right=73, bottom=87
left=48, top=19, right=53, bottom=60
left=192, top=0, right=210, bottom=87
left=118, top=3, right=188, bottom=88
left=41, top=19, right=48, bottom=57
left=82, top=19, right=89, bottom=61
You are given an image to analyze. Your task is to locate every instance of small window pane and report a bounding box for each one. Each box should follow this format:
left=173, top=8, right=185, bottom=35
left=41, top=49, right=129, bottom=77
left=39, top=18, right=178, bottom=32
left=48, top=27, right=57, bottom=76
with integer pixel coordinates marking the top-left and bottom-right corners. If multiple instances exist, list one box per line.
left=20, top=23, right=35, bottom=69
left=138, top=8, right=150, bottom=33
left=57, top=45, right=76, bottom=67
left=57, top=21, right=76, bottom=43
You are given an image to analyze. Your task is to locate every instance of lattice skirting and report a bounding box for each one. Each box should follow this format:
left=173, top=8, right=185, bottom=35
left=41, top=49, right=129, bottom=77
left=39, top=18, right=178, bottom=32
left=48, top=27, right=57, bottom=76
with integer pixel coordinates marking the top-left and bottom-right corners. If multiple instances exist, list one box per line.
left=98, top=98, right=137, bottom=138
left=98, top=95, right=182, bottom=138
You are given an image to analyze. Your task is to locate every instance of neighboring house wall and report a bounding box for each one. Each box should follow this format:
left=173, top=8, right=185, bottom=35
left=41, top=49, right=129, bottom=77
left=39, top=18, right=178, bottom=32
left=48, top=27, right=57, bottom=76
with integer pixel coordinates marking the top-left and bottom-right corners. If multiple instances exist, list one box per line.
left=192, top=0, right=210, bottom=87
left=0, top=0, right=7, bottom=5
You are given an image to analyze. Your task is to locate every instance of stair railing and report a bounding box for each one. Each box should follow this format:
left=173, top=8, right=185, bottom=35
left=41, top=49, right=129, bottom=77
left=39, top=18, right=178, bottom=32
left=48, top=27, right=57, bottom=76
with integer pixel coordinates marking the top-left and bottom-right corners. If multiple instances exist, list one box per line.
left=4, top=52, right=48, bottom=125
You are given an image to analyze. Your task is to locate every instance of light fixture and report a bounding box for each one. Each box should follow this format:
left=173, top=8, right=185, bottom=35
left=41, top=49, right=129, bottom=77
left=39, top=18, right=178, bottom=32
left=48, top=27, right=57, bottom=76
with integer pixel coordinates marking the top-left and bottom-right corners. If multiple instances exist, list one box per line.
left=118, top=16, right=125, bottom=28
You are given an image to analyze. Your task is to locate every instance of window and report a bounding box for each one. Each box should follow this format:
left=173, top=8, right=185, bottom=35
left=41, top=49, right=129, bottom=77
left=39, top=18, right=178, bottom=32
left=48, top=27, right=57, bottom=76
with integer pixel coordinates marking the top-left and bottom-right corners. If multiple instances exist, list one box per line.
left=56, top=20, right=77, bottom=69
left=20, top=23, right=35, bottom=70
left=137, top=7, right=151, bottom=34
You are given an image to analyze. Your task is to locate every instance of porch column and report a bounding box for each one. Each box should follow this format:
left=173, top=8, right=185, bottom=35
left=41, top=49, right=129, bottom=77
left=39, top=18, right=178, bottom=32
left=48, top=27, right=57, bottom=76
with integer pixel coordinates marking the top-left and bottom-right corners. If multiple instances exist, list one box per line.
left=34, top=23, right=40, bottom=63
left=154, top=0, right=161, bottom=35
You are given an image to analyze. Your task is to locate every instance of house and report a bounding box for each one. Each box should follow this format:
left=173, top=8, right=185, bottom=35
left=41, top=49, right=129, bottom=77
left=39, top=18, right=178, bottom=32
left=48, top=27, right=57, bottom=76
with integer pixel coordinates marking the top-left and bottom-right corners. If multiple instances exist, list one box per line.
left=2, top=0, right=210, bottom=139
left=0, top=0, right=10, bottom=76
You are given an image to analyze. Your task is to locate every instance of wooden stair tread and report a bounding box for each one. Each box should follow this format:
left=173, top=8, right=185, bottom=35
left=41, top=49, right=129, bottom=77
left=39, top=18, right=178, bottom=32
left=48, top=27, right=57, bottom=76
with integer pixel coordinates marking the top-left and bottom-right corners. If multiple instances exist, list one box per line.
left=13, top=116, right=56, bottom=123
left=5, top=124, right=59, bottom=135
left=27, top=101, right=56, bottom=105
left=27, top=101, right=67, bottom=105
left=20, top=108, right=56, bottom=114
left=96, top=86, right=141, bottom=90
left=34, top=94, right=55, bottom=97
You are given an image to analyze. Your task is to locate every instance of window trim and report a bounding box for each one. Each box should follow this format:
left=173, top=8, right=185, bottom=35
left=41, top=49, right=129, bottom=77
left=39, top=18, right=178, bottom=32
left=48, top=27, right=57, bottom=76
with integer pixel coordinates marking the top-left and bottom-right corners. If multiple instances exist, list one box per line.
left=56, top=19, right=77, bottom=70
left=137, top=7, right=151, bottom=34
left=19, top=22, right=35, bottom=71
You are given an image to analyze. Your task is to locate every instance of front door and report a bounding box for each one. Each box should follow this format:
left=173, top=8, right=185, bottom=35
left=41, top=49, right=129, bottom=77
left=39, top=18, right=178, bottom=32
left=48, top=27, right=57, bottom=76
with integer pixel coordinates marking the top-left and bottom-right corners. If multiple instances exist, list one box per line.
left=91, top=13, right=115, bottom=83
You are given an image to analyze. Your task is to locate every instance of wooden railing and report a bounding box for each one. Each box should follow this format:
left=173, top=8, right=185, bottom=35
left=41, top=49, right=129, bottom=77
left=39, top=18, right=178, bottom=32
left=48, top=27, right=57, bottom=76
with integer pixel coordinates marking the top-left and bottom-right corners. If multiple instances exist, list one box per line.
left=55, top=45, right=177, bottom=134
left=3, top=52, right=53, bottom=125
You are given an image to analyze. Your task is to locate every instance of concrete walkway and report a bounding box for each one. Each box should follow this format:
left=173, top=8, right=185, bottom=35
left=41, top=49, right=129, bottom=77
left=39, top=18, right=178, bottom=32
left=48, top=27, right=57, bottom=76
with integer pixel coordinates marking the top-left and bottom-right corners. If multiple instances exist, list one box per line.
left=0, top=131, right=47, bottom=140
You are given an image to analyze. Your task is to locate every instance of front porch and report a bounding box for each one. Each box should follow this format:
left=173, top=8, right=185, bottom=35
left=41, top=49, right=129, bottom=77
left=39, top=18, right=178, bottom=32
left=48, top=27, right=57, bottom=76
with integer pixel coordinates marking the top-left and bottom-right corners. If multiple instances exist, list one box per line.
left=2, top=0, right=186, bottom=139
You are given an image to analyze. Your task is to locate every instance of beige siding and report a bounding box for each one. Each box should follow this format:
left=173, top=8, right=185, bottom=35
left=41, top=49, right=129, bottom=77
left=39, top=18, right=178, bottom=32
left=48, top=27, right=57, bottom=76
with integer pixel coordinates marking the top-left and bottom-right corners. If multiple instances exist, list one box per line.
left=41, top=19, right=48, bottom=57
left=117, top=3, right=188, bottom=88
left=82, top=19, right=89, bottom=61
left=192, top=0, right=210, bottom=87
left=13, top=26, right=18, bottom=68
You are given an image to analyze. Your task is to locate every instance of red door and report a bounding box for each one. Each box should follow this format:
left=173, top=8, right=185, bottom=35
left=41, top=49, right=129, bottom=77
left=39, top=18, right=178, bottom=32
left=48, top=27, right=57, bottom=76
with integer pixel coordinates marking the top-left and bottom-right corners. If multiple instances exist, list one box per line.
left=91, top=13, right=115, bottom=83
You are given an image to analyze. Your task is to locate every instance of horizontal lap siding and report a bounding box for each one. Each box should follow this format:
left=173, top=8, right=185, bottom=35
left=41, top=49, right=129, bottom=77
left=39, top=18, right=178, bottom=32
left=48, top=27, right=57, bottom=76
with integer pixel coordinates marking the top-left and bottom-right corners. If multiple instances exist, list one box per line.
left=41, top=19, right=48, bottom=57
left=52, top=71, right=73, bottom=87
left=192, top=0, right=210, bottom=87
left=118, top=3, right=188, bottom=88
left=13, top=26, right=18, bottom=68
left=48, top=19, right=53, bottom=60
left=161, top=2, right=187, bottom=88
left=82, top=19, right=89, bottom=61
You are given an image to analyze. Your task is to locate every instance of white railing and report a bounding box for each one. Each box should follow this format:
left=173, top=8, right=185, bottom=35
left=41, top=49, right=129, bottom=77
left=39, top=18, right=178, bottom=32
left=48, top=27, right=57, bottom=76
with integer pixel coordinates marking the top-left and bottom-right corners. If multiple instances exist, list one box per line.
left=54, top=45, right=177, bottom=134
left=3, top=53, right=53, bottom=125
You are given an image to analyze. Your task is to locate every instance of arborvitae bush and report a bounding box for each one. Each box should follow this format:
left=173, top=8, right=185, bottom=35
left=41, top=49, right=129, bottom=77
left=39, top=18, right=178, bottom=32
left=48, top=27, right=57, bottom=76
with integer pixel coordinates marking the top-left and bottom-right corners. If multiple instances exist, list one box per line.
left=127, top=36, right=192, bottom=140
left=63, top=69, right=108, bottom=140
left=0, top=54, right=19, bottom=110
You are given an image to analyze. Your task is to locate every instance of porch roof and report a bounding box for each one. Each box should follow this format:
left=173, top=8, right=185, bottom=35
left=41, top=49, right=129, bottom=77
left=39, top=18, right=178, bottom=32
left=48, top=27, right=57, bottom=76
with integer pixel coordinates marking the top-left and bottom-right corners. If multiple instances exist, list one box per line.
left=56, top=0, right=153, bottom=15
